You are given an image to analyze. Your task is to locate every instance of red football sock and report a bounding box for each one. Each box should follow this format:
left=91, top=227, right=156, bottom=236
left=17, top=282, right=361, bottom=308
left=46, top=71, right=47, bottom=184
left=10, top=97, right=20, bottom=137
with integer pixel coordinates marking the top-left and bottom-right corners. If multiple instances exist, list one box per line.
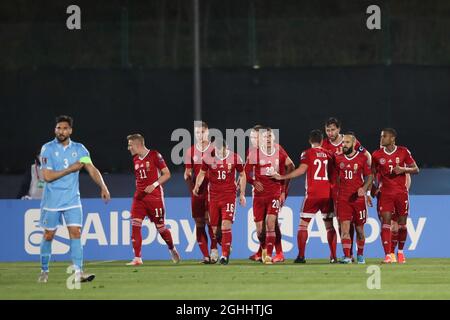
left=357, top=238, right=365, bottom=256
left=398, top=224, right=407, bottom=250
left=221, top=229, right=232, bottom=257
left=349, top=224, right=355, bottom=257
left=275, top=223, right=283, bottom=255
left=196, top=225, right=209, bottom=258
left=342, top=238, right=352, bottom=258
left=131, top=221, right=142, bottom=258
left=257, top=231, right=266, bottom=250
left=391, top=230, right=398, bottom=254
left=265, top=231, right=276, bottom=256
left=326, top=225, right=337, bottom=259
left=157, top=225, right=174, bottom=250
left=207, top=224, right=218, bottom=249
left=297, top=225, right=308, bottom=258
left=381, top=223, right=392, bottom=255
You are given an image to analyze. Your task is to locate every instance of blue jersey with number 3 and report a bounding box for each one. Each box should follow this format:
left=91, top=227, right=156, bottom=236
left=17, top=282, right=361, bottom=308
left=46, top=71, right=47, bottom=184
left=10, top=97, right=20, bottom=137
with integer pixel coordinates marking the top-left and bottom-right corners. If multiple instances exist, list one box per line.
left=39, top=139, right=90, bottom=210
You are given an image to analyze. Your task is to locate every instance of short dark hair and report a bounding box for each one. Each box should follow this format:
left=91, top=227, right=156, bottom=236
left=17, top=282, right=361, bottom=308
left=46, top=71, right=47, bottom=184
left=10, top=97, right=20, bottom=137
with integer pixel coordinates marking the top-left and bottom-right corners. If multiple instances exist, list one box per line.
left=325, top=117, right=341, bottom=128
left=382, top=128, right=397, bottom=138
left=344, top=131, right=355, bottom=136
left=309, top=129, right=323, bottom=144
left=127, top=133, right=145, bottom=144
left=194, top=121, right=208, bottom=129
left=56, top=115, right=73, bottom=127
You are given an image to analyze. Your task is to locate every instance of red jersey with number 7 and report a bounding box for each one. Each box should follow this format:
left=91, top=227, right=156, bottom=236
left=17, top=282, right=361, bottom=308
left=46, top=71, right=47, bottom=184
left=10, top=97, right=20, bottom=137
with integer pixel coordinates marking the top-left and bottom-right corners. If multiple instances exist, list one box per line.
left=133, top=150, right=167, bottom=200
left=300, top=146, right=333, bottom=198
left=372, top=146, right=415, bottom=196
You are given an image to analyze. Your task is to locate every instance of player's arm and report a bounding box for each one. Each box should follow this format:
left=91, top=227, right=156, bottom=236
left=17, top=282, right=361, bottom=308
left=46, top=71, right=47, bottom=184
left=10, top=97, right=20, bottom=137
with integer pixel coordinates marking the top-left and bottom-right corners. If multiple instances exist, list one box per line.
left=193, top=169, right=206, bottom=196
left=394, top=162, right=419, bottom=175
left=184, top=168, right=194, bottom=191
left=83, top=162, right=111, bottom=202
left=273, top=163, right=307, bottom=180
left=406, top=173, right=411, bottom=191
left=358, top=171, right=373, bottom=197
left=42, top=162, right=84, bottom=183
left=238, top=170, right=246, bottom=206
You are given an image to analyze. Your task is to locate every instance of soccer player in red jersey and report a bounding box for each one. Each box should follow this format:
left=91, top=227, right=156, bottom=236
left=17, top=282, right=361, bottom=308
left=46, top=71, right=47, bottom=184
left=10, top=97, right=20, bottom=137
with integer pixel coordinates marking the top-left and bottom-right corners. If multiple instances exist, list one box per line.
left=126, top=134, right=180, bottom=265
left=247, top=125, right=288, bottom=263
left=246, top=127, right=295, bottom=264
left=322, top=117, right=371, bottom=261
left=193, top=139, right=246, bottom=264
left=272, top=130, right=337, bottom=263
left=372, top=128, right=419, bottom=263
left=184, top=122, right=218, bottom=264
left=335, top=133, right=373, bottom=264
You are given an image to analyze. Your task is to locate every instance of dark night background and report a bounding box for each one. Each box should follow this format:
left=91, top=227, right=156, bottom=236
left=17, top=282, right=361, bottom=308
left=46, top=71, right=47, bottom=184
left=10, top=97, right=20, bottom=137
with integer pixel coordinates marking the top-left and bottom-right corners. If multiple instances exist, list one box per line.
left=1, top=0, right=449, bottom=197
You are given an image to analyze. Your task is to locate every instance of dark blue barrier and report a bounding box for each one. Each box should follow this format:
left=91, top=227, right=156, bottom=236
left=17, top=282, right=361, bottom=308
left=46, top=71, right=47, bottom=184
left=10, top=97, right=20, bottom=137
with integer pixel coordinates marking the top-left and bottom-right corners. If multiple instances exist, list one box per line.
left=0, top=196, right=449, bottom=262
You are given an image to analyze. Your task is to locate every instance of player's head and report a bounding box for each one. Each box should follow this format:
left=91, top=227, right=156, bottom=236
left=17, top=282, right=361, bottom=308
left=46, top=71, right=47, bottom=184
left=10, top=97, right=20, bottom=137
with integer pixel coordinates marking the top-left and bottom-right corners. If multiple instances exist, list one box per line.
left=214, top=138, right=228, bottom=157
left=250, top=124, right=263, bottom=148
left=309, top=129, right=323, bottom=146
left=260, top=126, right=275, bottom=149
left=127, top=133, right=145, bottom=156
left=55, top=115, right=73, bottom=143
left=194, top=121, right=209, bottom=143
left=342, top=132, right=356, bottom=155
left=324, top=117, right=341, bottom=141
left=380, top=128, right=397, bottom=147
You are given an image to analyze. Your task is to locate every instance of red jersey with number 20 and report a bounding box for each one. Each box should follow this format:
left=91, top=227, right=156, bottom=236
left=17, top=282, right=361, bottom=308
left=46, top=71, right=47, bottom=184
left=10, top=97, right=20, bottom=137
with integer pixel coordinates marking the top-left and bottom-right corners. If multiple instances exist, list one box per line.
left=300, top=147, right=333, bottom=198
left=133, top=150, right=167, bottom=200
left=335, top=151, right=371, bottom=201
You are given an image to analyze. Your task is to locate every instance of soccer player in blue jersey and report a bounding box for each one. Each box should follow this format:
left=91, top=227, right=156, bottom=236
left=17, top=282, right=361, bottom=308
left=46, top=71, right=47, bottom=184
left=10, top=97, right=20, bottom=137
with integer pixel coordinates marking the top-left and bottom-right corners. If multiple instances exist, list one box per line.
left=38, top=115, right=110, bottom=283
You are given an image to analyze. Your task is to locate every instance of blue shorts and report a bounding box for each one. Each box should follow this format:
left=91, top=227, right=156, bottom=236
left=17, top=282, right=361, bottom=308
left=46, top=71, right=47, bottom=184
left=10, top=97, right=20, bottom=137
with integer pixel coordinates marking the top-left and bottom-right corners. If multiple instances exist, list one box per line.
left=39, top=207, right=83, bottom=230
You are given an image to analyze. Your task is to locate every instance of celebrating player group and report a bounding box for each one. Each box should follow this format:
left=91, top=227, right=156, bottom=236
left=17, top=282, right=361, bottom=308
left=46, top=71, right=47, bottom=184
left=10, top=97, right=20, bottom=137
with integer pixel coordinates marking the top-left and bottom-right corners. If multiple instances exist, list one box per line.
left=37, top=115, right=419, bottom=283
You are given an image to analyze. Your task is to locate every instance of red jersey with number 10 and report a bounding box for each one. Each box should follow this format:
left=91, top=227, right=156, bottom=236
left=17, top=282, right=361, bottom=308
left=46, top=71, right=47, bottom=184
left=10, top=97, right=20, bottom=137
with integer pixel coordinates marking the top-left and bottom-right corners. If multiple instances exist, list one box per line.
left=133, top=150, right=167, bottom=200
left=335, top=151, right=371, bottom=201
left=300, top=147, right=333, bottom=198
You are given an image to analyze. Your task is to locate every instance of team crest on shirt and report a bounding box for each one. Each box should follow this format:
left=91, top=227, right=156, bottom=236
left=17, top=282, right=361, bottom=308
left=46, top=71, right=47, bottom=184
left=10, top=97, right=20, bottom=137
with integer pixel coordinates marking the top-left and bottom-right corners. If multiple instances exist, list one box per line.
left=339, top=162, right=345, bottom=169
left=55, top=152, right=59, bottom=157
left=193, top=155, right=199, bottom=162
left=380, top=158, right=386, bottom=165
left=72, top=152, right=77, bottom=158
left=211, top=163, right=217, bottom=169
left=353, top=163, right=358, bottom=172
left=228, top=163, right=232, bottom=171
left=396, top=157, right=400, bottom=164
left=146, top=161, right=150, bottom=170
left=260, top=160, right=266, bottom=165
left=134, top=164, right=139, bottom=170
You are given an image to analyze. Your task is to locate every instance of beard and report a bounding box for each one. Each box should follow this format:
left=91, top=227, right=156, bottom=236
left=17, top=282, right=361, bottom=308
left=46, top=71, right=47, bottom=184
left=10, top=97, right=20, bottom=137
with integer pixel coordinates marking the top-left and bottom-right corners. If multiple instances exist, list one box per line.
left=343, top=146, right=354, bottom=155
left=56, top=134, right=68, bottom=142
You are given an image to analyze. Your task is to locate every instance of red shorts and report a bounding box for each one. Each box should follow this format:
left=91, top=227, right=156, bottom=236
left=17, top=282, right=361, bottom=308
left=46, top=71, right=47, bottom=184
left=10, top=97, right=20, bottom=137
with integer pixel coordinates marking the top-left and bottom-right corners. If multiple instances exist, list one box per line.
left=336, top=196, right=367, bottom=225
left=378, top=192, right=409, bottom=217
left=209, top=196, right=237, bottom=227
left=252, top=195, right=281, bottom=223
left=377, top=193, right=399, bottom=222
left=300, top=197, right=334, bottom=219
left=131, top=197, right=166, bottom=225
left=191, top=195, right=209, bottom=219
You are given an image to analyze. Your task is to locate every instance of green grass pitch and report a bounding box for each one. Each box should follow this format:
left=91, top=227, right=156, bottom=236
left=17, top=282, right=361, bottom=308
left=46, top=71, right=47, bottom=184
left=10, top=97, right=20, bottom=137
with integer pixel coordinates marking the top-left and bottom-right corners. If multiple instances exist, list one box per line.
left=1, top=259, right=449, bottom=299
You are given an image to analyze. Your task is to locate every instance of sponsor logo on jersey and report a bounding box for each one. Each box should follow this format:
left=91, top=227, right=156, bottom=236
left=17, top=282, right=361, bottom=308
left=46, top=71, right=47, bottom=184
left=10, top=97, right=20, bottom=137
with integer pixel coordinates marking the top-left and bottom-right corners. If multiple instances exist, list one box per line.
left=388, top=159, right=393, bottom=163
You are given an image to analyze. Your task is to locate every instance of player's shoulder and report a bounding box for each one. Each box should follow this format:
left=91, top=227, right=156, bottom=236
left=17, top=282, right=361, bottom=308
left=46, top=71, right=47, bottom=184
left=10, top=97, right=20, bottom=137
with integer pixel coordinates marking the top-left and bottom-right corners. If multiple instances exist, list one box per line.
left=372, top=148, right=383, bottom=157
left=41, top=140, right=56, bottom=152
left=396, top=145, right=411, bottom=153
left=149, top=149, right=163, bottom=158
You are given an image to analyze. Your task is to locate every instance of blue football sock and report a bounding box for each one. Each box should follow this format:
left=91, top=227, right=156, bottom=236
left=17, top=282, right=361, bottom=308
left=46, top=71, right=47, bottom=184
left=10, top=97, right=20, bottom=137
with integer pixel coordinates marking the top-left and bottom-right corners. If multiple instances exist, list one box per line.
left=70, top=239, right=83, bottom=272
left=40, top=239, right=52, bottom=272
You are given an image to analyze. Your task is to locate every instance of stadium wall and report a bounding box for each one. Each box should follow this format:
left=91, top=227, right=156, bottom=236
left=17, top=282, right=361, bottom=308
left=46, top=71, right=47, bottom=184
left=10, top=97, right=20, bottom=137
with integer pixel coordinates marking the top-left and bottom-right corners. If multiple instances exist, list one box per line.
left=0, top=195, right=448, bottom=262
